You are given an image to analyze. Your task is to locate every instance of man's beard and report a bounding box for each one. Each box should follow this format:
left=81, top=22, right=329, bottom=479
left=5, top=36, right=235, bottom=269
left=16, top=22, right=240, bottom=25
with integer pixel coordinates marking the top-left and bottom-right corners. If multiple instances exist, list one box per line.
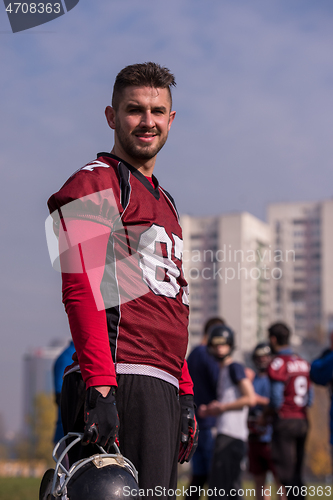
left=115, top=119, right=168, bottom=161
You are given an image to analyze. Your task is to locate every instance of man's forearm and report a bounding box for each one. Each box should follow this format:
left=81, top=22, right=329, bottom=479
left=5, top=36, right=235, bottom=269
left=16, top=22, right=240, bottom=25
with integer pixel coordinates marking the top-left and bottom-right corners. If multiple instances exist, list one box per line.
left=219, top=396, right=254, bottom=412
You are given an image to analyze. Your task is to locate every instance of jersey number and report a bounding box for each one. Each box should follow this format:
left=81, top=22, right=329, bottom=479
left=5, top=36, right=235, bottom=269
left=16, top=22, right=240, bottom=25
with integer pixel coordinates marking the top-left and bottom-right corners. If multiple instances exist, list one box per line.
left=294, top=376, right=308, bottom=407
left=137, top=224, right=189, bottom=305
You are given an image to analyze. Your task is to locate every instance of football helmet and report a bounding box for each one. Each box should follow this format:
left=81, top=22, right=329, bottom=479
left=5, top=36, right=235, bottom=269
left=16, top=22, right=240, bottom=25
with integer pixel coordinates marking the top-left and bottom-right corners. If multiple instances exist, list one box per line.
left=39, top=432, right=139, bottom=500
left=207, top=324, right=235, bottom=360
left=252, top=342, right=272, bottom=372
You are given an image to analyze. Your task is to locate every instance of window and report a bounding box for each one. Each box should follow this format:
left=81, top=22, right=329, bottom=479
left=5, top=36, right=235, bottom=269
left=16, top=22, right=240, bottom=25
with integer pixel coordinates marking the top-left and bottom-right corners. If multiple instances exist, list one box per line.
left=290, top=290, right=305, bottom=302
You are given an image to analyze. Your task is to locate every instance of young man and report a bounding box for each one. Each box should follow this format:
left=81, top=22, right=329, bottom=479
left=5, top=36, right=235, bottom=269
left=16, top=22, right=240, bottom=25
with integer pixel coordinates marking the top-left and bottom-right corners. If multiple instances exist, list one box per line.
left=267, top=323, right=311, bottom=500
left=186, top=317, right=224, bottom=498
left=47, top=62, right=198, bottom=497
left=248, top=343, right=286, bottom=500
left=198, top=324, right=256, bottom=499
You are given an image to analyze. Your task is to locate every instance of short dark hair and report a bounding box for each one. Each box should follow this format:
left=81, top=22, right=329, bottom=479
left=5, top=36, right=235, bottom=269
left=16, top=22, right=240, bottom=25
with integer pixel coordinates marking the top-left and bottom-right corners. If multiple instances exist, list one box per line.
left=112, top=62, right=176, bottom=110
left=268, top=322, right=290, bottom=346
left=204, top=317, right=225, bottom=336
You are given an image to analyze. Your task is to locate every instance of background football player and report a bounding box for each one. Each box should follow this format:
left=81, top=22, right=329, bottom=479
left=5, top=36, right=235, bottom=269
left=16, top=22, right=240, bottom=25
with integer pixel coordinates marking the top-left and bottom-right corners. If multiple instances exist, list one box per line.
left=248, top=343, right=286, bottom=500
left=267, top=323, right=312, bottom=500
left=198, top=324, right=256, bottom=500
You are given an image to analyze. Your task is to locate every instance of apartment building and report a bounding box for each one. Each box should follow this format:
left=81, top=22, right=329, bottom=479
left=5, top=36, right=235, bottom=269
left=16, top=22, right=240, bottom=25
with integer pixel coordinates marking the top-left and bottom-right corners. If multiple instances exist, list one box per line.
left=181, top=213, right=271, bottom=355
left=268, top=199, right=333, bottom=344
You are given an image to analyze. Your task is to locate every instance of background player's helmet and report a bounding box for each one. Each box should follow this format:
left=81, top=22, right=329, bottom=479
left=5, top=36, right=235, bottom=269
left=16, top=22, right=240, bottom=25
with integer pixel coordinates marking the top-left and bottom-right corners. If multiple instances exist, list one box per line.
left=66, top=454, right=139, bottom=500
left=252, top=342, right=272, bottom=372
left=207, top=324, right=235, bottom=360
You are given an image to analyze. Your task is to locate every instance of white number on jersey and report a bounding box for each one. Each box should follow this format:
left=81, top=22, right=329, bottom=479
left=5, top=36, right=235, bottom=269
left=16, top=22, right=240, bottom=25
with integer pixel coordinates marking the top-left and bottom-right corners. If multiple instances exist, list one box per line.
left=294, top=375, right=308, bottom=407
left=138, top=224, right=188, bottom=304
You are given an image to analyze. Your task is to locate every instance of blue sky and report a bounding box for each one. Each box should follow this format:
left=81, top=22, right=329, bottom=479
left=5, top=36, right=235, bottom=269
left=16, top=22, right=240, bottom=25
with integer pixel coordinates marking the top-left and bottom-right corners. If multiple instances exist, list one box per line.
left=1, top=0, right=333, bottom=434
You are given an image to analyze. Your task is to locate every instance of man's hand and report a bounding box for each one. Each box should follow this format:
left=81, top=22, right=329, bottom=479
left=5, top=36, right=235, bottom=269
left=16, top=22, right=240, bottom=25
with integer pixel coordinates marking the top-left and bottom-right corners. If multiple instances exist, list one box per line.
left=178, top=395, right=199, bottom=464
left=198, top=400, right=224, bottom=418
left=82, top=386, right=119, bottom=451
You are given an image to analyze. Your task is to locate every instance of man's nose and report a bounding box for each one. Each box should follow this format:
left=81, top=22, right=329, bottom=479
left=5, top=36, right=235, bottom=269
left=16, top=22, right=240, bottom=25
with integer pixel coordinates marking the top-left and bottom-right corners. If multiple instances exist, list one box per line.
left=140, top=111, right=155, bottom=128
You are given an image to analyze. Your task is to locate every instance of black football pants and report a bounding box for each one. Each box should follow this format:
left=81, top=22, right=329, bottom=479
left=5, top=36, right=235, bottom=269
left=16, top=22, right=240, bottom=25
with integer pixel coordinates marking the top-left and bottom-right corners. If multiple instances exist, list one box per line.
left=61, top=372, right=181, bottom=499
left=271, top=418, right=308, bottom=500
left=208, top=433, right=246, bottom=499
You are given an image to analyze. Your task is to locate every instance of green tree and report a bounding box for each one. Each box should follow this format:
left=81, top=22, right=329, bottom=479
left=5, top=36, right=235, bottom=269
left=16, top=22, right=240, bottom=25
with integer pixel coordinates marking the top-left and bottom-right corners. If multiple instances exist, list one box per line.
left=14, top=435, right=31, bottom=460
left=30, top=393, right=57, bottom=466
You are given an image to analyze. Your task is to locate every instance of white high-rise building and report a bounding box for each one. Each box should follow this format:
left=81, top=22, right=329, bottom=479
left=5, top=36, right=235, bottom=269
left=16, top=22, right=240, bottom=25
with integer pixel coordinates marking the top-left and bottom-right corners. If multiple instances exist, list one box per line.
left=268, top=199, right=333, bottom=345
left=181, top=213, right=271, bottom=355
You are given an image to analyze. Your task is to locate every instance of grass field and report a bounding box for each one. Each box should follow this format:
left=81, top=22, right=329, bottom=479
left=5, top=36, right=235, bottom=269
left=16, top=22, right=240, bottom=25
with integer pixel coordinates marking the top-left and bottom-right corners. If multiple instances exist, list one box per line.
left=0, top=477, right=330, bottom=500
left=0, top=477, right=41, bottom=500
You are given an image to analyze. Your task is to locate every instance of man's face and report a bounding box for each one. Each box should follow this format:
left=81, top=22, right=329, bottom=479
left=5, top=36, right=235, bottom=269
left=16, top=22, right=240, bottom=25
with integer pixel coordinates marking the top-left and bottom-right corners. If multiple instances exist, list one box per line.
left=209, top=342, right=231, bottom=362
left=254, top=354, right=272, bottom=372
left=106, top=86, right=175, bottom=165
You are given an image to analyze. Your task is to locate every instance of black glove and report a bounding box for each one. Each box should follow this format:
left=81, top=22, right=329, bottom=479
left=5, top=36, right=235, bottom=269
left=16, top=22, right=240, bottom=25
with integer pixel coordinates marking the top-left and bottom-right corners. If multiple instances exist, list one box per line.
left=82, top=386, right=119, bottom=450
left=178, top=394, right=199, bottom=464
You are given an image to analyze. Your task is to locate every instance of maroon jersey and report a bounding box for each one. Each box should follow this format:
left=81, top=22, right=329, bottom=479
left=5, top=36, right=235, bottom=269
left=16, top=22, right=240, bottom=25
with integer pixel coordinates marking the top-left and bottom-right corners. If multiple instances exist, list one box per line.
left=48, top=153, right=192, bottom=394
left=267, top=353, right=310, bottom=419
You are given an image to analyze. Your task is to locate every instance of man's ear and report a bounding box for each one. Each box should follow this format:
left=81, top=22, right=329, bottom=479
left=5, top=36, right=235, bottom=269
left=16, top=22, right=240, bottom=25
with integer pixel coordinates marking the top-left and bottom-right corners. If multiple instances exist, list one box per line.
left=168, top=110, right=176, bottom=131
left=105, top=106, right=116, bottom=130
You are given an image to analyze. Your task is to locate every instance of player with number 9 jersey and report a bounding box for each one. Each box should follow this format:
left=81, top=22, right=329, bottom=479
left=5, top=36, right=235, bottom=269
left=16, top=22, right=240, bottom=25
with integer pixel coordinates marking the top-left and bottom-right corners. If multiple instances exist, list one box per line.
left=267, top=323, right=311, bottom=499
left=267, top=353, right=310, bottom=419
